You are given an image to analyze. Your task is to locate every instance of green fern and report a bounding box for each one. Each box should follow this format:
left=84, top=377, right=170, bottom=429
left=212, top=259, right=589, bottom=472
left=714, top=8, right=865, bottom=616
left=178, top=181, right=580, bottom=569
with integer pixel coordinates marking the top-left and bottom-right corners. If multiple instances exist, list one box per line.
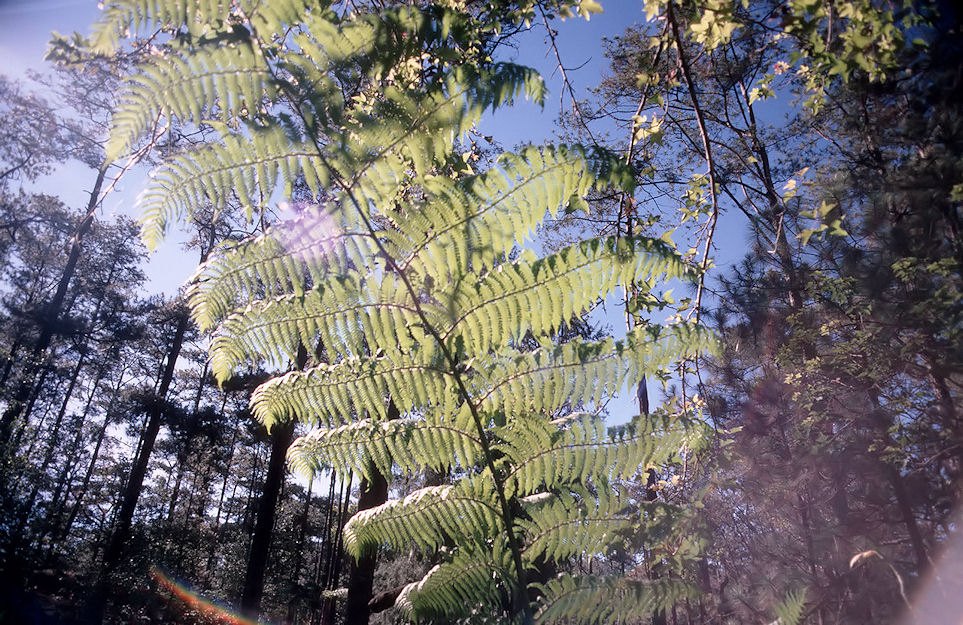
left=345, top=481, right=502, bottom=558
left=499, top=412, right=700, bottom=498
left=288, top=418, right=483, bottom=481
left=534, top=575, right=697, bottom=625
left=103, top=1, right=715, bottom=623
left=108, top=42, right=275, bottom=162
left=396, top=536, right=515, bottom=621
left=772, top=589, right=808, bottom=625
left=519, top=483, right=633, bottom=562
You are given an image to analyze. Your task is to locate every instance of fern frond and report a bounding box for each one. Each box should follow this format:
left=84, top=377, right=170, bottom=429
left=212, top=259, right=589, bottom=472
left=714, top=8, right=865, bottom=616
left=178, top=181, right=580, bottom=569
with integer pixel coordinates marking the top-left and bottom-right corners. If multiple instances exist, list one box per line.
left=343, top=482, right=502, bottom=557
left=93, top=0, right=314, bottom=53
left=93, top=0, right=235, bottom=52
left=772, top=589, right=808, bottom=625
left=343, top=63, right=545, bottom=185
left=106, top=3, right=717, bottom=620
left=137, top=126, right=330, bottom=250
left=140, top=62, right=543, bottom=250
left=444, top=236, right=690, bottom=354
left=499, top=413, right=697, bottom=497
left=208, top=274, right=435, bottom=381
left=287, top=418, right=483, bottom=481
left=475, top=324, right=717, bottom=416
left=187, top=209, right=377, bottom=332
left=296, top=6, right=469, bottom=79
left=108, top=42, right=275, bottom=161
left=244, top=0, right=314, bottom=36
left=519, top=485, right=631, bottom=564
left=534, top=575, right=697, bottom=625
left=249, top=350, right=454, bottom=429
left=396, top=538, right=514, bottom=621
left=400, top=145, right=632, bottom=279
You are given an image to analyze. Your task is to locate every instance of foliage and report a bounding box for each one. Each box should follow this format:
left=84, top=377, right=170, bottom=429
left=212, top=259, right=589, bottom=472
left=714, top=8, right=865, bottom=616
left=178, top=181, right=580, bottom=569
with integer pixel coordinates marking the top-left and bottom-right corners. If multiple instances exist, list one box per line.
left=94, top=0, right=715, bottom=622
left=772, top=589, right=808, bottom=625
left=545, top=1, right=960, bottom=623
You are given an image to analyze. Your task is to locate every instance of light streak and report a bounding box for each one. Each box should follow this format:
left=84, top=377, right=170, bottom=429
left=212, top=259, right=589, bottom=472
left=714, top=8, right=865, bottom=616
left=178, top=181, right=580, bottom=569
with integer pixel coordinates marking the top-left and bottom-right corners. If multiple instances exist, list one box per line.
left=151, top=566, right=266, bottom=625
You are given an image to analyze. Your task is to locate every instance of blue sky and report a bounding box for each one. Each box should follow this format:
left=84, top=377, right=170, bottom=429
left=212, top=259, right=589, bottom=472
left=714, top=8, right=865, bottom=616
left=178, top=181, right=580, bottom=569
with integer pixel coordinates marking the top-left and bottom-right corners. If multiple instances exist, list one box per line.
left=0, top=0, right=101, bottom=76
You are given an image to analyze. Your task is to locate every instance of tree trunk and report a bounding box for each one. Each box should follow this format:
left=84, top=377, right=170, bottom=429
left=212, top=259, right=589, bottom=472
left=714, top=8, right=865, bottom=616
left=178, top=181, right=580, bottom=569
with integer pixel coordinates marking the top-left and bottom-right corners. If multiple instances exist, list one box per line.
left=0, top=166, right=107, bottom=457
left=287, top=477, right=314, bottom=623
left=314, top=471, right=339, bottom=625
left=88, top=306, right=189, bottom=623
left=344, top=399, right=398, bottom=625
left=344, top=467, right=388, bottom=625
left=45, top=363, right=107, bottom=527
left=11, top=363, right=53, bottom=455
left=320, top=472, right=352, bottom=625
left=240, top=419, right=296, bottom=618
left=207, top=403, right=237, bottom=577
left=0, top=337, right=23, bottom=390
left=56, top=369, right=125, bottom=550
left=21, top=351, right=87, bottom=523
left=165, top=449, right=188, bottom=527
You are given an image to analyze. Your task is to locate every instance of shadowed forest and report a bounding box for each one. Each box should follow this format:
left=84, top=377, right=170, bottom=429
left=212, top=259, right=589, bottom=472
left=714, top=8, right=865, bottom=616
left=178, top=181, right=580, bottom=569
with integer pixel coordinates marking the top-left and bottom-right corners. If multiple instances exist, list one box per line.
left=0, top=1, right=961, bottom=624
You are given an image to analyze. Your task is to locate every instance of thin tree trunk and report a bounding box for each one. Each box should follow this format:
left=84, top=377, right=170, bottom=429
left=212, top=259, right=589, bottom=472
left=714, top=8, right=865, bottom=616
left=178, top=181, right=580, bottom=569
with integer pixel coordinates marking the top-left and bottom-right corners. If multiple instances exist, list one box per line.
left=88, top=306, right=190, bottom=623
left=165, top=447, right=189, bottom=527
left=14, top=367, right=62, bottom=491
left=11, top=363, right=53, bottom=455
left=320, top=472, right=352, bottom=625
left=35, top=368, right=103, bottom=555
left=207, top=402, right=237, bottom=577
left=315, top=471, right=337, bottom=585
left=21, top=351, right=87, bottom=521
left=56, top=369, right=125, bottom=549
left=45, top=363, right=107, bottom=529
left=0, top=336, right=23, bottom=390
left=0, top=166, right=107, bottom=457
left=166, top=360, right=209, bottom=547
left=287, top=477, right=314, bottom=623
left=313, top=471, right=338, bottom=625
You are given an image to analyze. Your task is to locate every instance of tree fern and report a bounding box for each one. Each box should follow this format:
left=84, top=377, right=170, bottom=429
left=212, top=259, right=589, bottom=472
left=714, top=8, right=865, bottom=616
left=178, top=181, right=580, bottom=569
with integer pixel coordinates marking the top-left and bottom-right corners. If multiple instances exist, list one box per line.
left=345, top=481, right=503, bottom=557
left=498, top=412, right=697, bottom=498
left=100, top=1, right=715, bottom=622
left=519, top=483, right=633, bottom=562
left=397, top=536, right=515, bottom=621
left=534, top=575, right=697, bottom=625
left=289, top=418, right=483, bottom=481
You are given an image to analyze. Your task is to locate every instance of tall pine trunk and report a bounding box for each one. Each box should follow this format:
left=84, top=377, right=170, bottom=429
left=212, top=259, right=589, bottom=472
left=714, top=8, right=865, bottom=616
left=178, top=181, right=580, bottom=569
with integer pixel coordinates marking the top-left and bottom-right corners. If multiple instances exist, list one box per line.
left=344, top=468, right=388, bottom=625
left=55, top=368, right=125, bottom=551
left=0, top=166, right=106, bottom=458
left=88, top=306, right=189, bottom=623
left=240, top=419, right=296, bottom=618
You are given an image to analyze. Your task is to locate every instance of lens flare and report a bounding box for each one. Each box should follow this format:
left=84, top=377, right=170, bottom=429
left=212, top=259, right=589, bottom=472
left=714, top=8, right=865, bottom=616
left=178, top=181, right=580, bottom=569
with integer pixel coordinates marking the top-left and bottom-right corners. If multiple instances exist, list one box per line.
left=278, top=201, right=344, bottom=270
left=151, top=566, right=265, bottom=625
